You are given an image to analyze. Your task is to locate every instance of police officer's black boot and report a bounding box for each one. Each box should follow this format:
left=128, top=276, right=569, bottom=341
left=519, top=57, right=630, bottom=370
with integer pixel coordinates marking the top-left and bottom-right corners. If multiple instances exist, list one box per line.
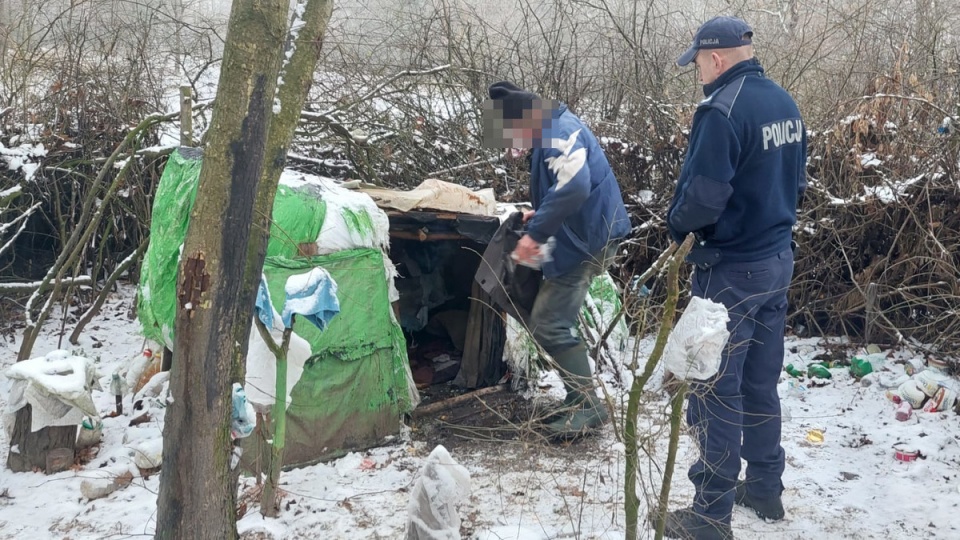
left=542, top=343, right=609, bottom=439
left=735, top=481, right=785, bottom=521
left=649, top=508, right=734, bottom=540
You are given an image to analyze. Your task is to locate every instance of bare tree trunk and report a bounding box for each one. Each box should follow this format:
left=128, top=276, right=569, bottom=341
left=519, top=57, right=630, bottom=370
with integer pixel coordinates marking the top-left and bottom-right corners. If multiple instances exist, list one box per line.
left=154, top=0, right=287, bottom=537
left=229, top=0, right=334, bottom=383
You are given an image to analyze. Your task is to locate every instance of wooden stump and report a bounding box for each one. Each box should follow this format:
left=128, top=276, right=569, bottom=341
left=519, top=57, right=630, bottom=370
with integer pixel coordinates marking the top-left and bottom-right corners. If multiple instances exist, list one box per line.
left=6, top=405, right=76, bottom=473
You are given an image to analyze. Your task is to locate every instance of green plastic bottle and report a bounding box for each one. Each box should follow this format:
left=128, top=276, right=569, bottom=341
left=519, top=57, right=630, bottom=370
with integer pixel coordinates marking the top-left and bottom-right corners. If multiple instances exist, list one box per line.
left=808, top=364, right=832, bottom=379
left=785, top=364, right=805, bottom=378
left=849, top=357, right=874, bottom=378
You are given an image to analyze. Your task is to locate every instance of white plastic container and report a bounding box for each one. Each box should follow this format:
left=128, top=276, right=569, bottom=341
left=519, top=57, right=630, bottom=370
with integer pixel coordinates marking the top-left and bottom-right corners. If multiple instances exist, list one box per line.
left=923, top=386, right=957, bottom=412
left=915, top=369, right=950, bottom=397
left=898, top=379, right=927, bottom=409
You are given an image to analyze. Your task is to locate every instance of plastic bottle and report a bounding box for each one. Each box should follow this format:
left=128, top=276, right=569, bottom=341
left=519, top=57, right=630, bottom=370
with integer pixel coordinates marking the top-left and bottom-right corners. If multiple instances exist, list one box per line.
left=863, top=352, right=887, bottom=370
left=785, top=379, right=806, bottom=398
left=808, top=364, right=832, bottom=379
left=849, top=357, right=873, bottom=378
left=784, top=364, right=805, bottom=378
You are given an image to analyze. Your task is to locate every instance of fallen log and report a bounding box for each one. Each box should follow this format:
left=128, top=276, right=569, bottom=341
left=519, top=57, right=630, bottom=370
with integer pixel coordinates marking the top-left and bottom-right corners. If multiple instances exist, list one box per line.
left=411, top=384, right=508, bottom=418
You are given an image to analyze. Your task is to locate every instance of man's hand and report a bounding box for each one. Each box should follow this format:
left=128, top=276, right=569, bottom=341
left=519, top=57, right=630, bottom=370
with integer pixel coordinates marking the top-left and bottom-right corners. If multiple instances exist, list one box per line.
left=522, top=210, right=536, bottom=223
left=511, top=234, right=541, bottom=265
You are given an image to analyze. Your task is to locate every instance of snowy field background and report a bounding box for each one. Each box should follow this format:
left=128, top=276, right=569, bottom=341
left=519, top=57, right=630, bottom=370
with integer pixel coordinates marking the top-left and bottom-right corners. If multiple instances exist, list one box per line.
left=0, top=284, right=958, bottom=539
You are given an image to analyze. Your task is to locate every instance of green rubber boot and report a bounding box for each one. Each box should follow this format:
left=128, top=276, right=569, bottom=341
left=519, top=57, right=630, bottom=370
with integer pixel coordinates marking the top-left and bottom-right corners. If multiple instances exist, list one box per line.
left=542, top=343, right=609, bottom=440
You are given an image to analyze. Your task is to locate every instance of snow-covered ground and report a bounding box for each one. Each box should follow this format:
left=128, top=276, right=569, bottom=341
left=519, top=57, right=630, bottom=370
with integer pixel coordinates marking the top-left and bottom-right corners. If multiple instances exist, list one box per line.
left=1, top=285, right=959, bottom=539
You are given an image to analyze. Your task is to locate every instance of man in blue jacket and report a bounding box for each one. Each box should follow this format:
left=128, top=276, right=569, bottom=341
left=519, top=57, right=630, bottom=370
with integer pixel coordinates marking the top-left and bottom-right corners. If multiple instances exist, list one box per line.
left=658, top=16, right=806, bottom=540
left=487, top=82, right=631, bottom=438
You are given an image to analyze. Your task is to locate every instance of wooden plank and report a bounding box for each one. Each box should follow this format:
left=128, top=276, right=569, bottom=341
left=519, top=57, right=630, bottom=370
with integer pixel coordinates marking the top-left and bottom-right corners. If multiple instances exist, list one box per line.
left=459, top=281, right=507, bottom=388
left=412, top=384, right=508, bottom=418
left=390, top=230, right=464, bottom=242
left=459, top=281, right=486, bottom=388
left=179, top=86, right=193, bottom=146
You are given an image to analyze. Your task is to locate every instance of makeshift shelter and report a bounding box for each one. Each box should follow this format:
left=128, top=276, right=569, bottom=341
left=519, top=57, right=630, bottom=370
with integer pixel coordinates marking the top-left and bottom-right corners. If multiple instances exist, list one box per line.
left=138, top=148, right=415, bottom=467
left=359, top=180, right=629, bottom=394
left=361, top=180, right=512, bottom=391
left=138, top=149, right=629, bottom=467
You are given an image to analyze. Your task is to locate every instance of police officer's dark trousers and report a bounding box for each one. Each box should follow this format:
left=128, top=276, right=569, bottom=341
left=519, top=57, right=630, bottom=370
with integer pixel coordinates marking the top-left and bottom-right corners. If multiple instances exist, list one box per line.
left=687, top=248, right=793, bottom=525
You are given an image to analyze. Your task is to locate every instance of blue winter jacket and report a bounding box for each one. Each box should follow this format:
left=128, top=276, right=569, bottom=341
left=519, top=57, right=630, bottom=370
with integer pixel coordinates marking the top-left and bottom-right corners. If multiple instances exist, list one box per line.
left=667, top=59, right=806, bottom=265
left=525, top=104, right=630, bottom=278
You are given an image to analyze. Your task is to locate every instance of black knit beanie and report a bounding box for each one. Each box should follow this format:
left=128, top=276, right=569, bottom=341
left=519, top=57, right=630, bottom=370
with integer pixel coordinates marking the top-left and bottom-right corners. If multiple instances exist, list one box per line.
left=488, top=81, right=540, bottom=120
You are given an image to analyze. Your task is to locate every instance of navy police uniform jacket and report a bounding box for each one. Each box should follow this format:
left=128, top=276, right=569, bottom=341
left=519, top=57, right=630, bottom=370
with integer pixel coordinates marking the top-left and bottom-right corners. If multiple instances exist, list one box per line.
left=526, top=104, right=630, bottom=278
left=667, top=59, right=806, bottom=265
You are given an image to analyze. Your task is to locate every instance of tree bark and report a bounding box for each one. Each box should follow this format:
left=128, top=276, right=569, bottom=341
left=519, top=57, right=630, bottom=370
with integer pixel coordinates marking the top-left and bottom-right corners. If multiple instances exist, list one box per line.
left=229, top=0, right=335, bottom=383
left=154, top=0, right=287, bottom=537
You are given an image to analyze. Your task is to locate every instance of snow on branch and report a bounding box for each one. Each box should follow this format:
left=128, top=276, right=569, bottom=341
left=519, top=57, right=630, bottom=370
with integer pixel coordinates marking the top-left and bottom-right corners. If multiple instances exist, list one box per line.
left=0, top=201, right=42, bottom=259
left=0, top=275, right=93, bottom=294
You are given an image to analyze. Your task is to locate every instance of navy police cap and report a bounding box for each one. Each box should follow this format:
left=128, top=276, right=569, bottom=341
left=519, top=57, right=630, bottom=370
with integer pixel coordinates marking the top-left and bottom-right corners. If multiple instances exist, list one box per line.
left=677, top=16, right=753, bottom=67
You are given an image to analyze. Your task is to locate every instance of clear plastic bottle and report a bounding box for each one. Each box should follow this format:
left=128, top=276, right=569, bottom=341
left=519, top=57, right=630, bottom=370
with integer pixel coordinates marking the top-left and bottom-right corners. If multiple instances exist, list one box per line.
left=784, top=379, right=806, bottom=398
left=781, top=403, right=793, bottom=424
left=863, top=352, right=887, bottom=370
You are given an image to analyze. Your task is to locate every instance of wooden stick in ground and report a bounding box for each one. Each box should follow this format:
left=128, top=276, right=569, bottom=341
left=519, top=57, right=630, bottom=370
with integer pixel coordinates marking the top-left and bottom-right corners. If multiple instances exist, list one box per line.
left=260, top=319, right=293, bottom=518
left=865, top=282, right=878, bottom=345
left=411, top=384, right=508, bottom=418
left=180, top=86, right=193, bottom=147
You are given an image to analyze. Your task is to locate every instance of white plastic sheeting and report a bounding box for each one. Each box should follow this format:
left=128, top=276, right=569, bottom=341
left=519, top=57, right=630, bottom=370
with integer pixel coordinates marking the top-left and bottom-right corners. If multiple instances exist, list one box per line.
left=2, top=350, right=101, bottom=434
left=245, top=305, right=312, bottom=411
left=405, top=445, right=471, bottom=540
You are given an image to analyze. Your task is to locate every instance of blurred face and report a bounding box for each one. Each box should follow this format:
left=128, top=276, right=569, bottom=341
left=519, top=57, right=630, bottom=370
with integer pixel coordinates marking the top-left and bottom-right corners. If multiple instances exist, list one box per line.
left=694, top=49, right=722, bottom=85
left=504, top=106, right=546, bottom=148
left=482, top=98, right=560, bottom=151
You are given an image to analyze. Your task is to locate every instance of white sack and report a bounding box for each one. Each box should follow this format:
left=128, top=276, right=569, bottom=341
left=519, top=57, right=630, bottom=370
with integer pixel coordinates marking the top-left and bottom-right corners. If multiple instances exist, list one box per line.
left=406, top=445, right=472, bottom=540
left=663, top=296, right=730, bottom=381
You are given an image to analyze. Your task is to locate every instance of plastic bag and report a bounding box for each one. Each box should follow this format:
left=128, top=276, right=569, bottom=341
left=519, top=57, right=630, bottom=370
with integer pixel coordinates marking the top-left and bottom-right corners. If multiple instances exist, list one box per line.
left=663, top=296, right=730, bottom=381
left=406, top=445, right=471, bottom=540
left=511, top=236, right=556, bottom=270
left=230, top=383, right=257, bottom=440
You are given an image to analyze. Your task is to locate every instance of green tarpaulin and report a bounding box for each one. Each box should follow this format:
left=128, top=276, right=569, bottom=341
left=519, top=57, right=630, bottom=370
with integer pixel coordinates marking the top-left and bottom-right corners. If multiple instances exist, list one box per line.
left=138, top=148, right=411, bottom=467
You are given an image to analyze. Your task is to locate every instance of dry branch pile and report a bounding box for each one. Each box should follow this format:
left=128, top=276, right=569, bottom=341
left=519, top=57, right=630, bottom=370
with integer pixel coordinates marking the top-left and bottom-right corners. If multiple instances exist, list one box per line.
left=792, top=75, right=960, bottom=361
left=610, top=68, right=960, bottom=368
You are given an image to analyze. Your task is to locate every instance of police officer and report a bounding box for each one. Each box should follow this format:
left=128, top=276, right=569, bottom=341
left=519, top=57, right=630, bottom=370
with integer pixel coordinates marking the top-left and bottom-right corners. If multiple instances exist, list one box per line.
left=658, top=16, right=806, bottom=540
